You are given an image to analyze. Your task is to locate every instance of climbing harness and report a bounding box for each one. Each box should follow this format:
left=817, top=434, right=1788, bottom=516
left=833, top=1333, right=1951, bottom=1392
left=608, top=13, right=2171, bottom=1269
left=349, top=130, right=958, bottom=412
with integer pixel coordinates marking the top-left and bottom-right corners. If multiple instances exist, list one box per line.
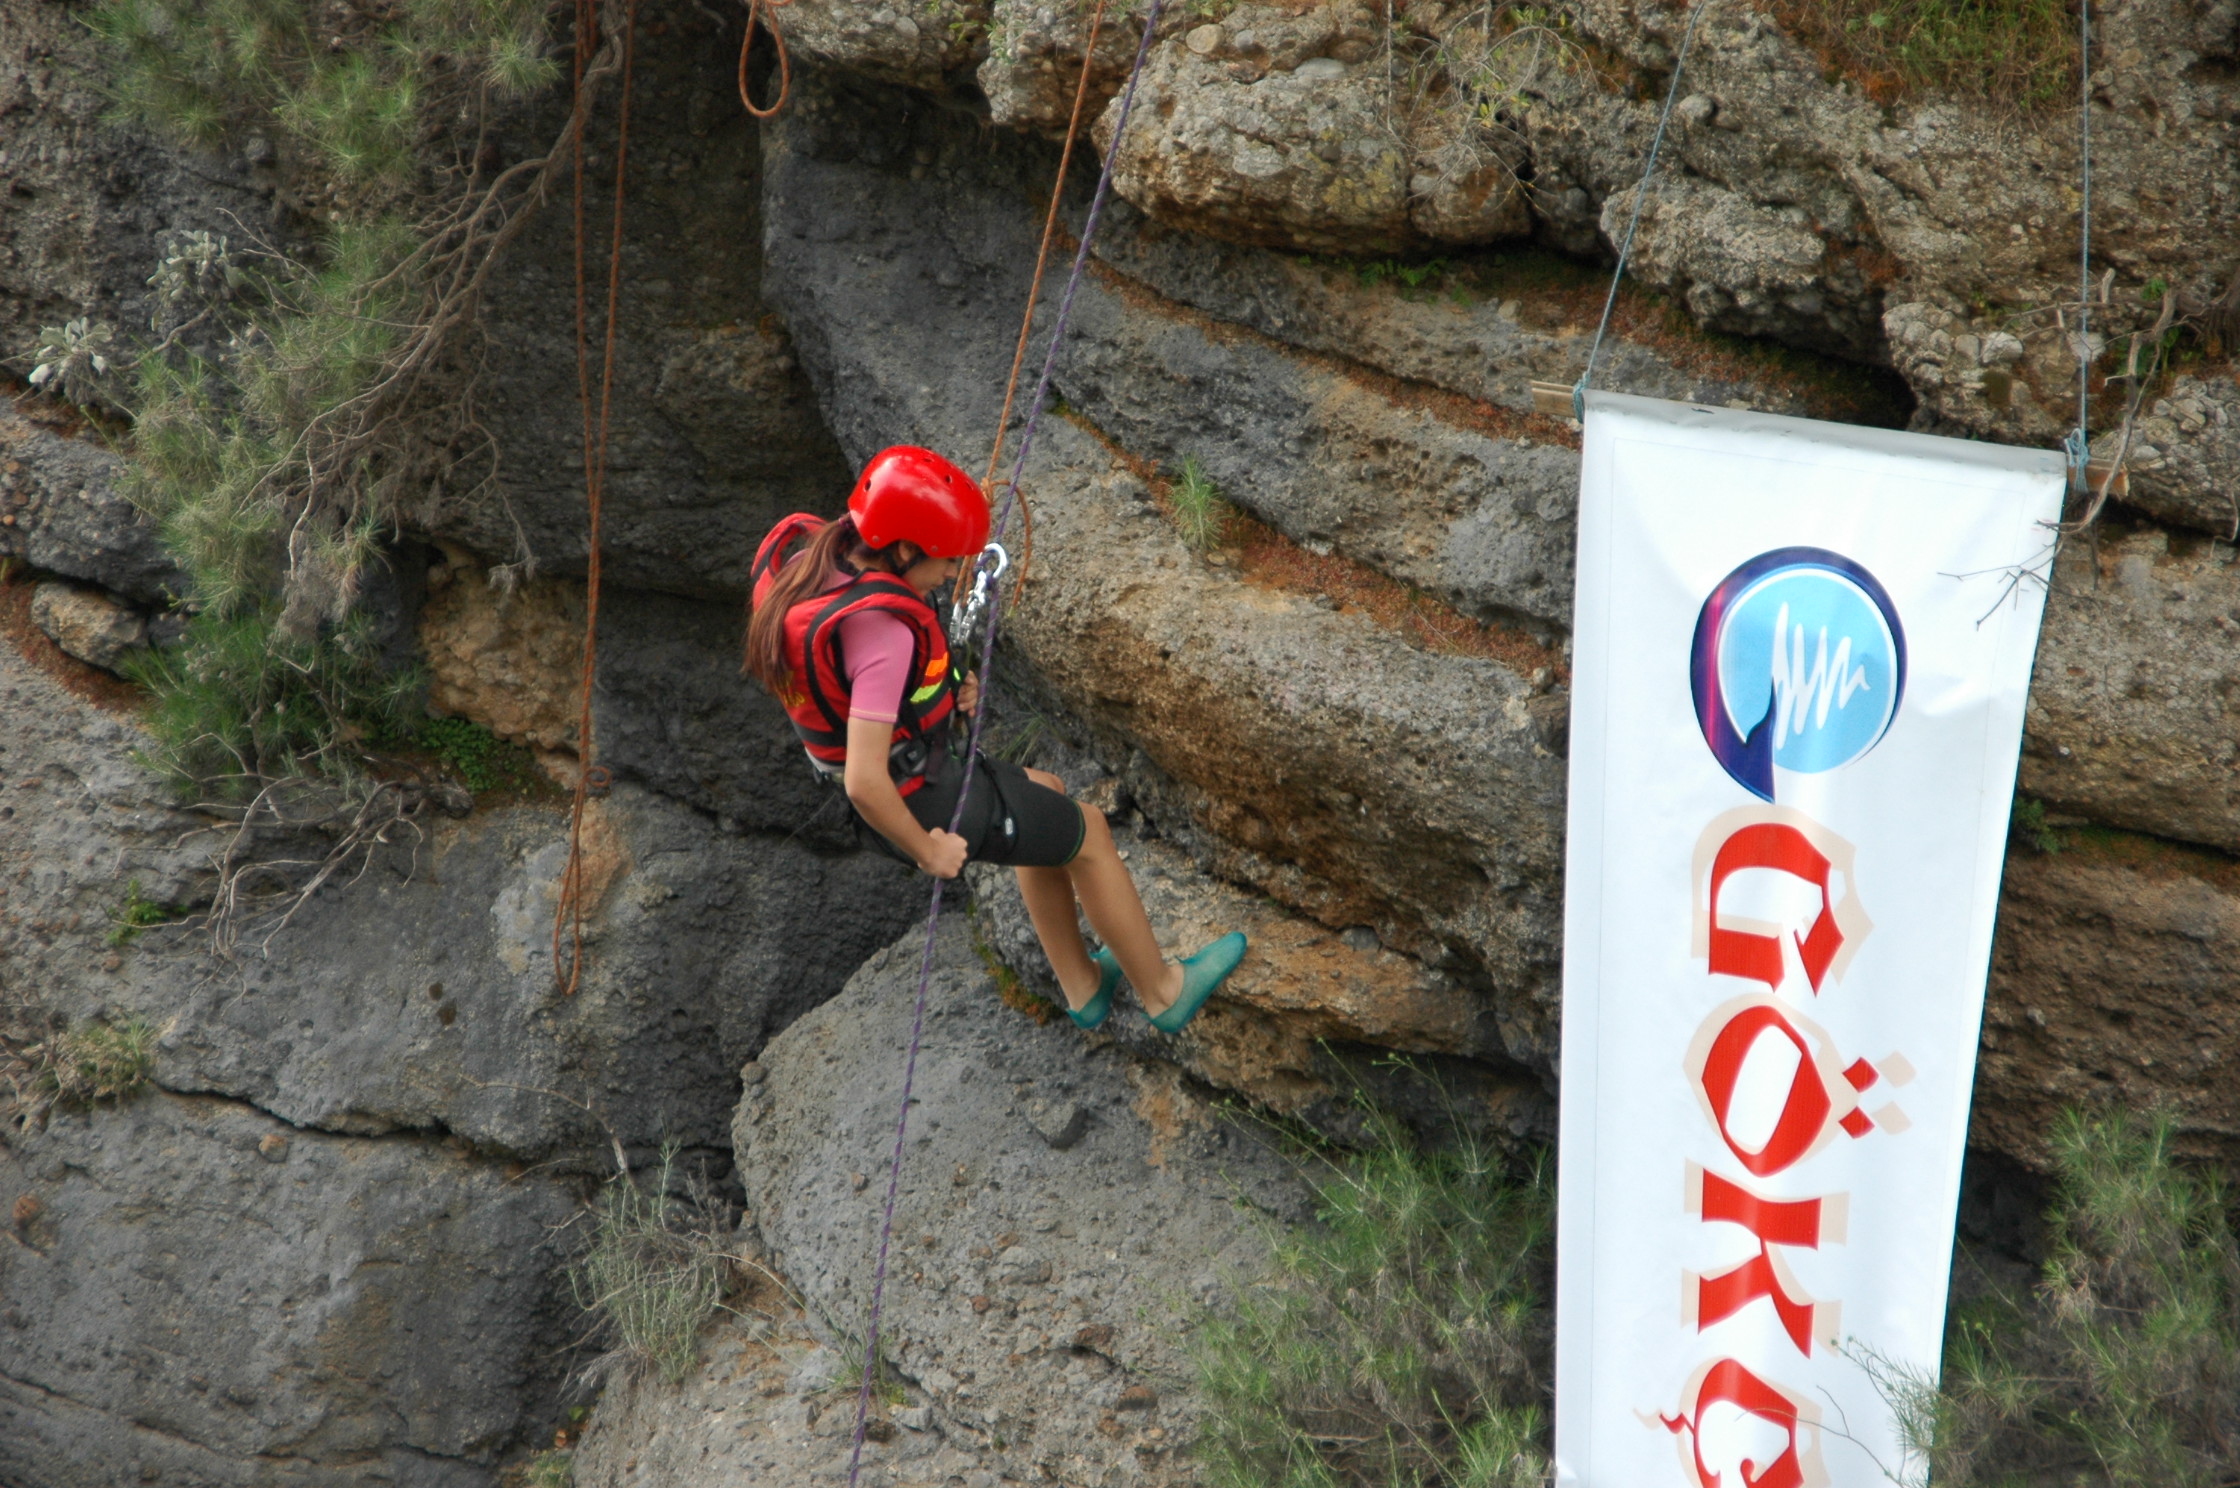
left=553, top=0, right=639, bottom=996
left=843, top=0, right=1169, bottom=1478
left=1572, top=0, right=1714, bottom=422
left=737, top=0, right=793, bottom=119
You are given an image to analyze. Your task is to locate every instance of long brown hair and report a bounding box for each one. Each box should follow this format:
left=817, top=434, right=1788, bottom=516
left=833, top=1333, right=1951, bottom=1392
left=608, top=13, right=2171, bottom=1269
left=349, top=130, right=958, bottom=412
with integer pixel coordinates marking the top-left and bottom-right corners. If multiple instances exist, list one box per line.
left=741, top=515, right=921, bottom=693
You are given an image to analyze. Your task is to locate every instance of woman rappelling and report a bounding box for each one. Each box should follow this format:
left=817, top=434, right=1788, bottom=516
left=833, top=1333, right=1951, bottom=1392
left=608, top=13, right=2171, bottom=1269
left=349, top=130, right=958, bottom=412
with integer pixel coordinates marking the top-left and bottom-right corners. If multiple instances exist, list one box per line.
left=744, top=444, right=1247, bottom=1033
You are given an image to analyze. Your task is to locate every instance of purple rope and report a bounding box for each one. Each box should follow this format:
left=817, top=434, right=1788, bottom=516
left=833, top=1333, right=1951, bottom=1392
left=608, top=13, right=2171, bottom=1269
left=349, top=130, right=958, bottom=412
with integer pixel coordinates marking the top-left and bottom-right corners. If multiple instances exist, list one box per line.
left=843, top=1, right=1168, bottom=1478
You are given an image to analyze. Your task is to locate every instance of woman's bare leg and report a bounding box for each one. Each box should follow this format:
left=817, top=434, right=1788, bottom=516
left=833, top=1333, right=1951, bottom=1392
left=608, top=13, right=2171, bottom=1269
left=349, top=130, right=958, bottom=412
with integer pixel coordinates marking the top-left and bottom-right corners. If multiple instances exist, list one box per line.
left=1016, top=863, right=1098, bottom=1006
left=1021, top=770, right=1184, bottom=1013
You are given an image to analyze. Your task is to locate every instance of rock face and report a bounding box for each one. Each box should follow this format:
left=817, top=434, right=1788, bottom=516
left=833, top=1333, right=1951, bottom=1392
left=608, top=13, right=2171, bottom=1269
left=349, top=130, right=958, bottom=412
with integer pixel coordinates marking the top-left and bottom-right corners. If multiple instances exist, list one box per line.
left=758, top=65, right=2240, bottom=1115
left=2022, top=526, right=2240, bottom=854
left=673, top=918, right=1309, bottom=1486
left=6, top=0, right=2240, bottom=1477
left=409, top=15, right=853, bottom=599
left=1101, top=5, right=1422, bottom=255
left=1978, top=838, right=2240, bottom=1167
left=418, top=553, right=588, bottom=753
left=968, top=767, right=1551, bottom=1134
left=0, top=394, right=186, bottom=606
left=0, top=1092, right=576, bottom=1488
left=0, top=590, right=917, bottom=1474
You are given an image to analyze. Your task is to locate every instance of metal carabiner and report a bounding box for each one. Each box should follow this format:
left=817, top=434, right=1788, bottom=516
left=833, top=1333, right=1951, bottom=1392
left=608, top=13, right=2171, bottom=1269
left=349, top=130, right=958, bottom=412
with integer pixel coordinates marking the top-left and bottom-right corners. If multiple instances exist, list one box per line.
left=949, top=541, right=1011, bottom=651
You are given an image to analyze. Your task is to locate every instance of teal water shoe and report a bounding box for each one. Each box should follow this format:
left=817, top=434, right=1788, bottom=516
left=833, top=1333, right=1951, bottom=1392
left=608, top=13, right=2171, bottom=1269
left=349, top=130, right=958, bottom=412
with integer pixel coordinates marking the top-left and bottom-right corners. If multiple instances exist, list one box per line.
left=1147, top=932, right=1247, bottom=1034
left=1067, top=948, right=1122, bottom=1030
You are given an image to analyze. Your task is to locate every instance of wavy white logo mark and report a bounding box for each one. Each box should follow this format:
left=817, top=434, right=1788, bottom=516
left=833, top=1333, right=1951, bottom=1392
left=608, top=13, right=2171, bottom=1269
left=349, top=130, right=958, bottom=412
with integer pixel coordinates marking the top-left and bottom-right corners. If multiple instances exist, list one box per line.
left=1769, top=603, right=1874, bottom=753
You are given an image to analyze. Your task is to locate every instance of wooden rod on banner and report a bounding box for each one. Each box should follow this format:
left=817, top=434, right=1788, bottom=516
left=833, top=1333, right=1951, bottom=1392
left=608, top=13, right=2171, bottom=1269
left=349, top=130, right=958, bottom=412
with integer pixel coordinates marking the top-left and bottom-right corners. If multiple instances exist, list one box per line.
left=1542, top=376, right=2131, bottom=496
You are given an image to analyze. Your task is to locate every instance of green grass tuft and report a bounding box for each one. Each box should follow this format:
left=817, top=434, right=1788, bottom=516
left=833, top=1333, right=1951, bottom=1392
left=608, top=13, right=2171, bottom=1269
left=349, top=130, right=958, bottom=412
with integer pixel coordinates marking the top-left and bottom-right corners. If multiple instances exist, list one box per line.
left=570, top=1146, right=731, bottom=1386
left=2010, top=796, right=2062, bottom=855
left=36, top=1019, right=161, bottom=1108
left=524, top=1448, right=575, bottom=1488
left=1195, top=1106, right=1552, bottom=1488
left=1860, top=1108, right=2240, bottom=1488
left=1172, top=457, right=1233, bottom=552
left=826, top=1330, right=910, bottom=1409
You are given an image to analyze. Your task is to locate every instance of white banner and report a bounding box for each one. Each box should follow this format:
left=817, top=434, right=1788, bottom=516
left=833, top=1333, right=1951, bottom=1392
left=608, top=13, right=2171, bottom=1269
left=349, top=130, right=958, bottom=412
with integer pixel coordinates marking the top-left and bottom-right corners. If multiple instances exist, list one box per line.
left=1554, top=393, right=2065, bottom=1488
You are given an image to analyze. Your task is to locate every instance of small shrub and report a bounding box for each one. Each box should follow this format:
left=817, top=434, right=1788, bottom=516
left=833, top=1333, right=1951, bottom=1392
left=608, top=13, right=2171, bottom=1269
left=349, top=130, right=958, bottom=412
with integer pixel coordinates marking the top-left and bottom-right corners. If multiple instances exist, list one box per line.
left=108, top=879, right=183, bottom=947
left=28, top=319, right=118, bottom=408
left=122, top=607, right=422, bottom=796
left=36, top=1019, right=160, bottom=1107
left=414, top=716, right=536, bottom=795
left=1195, top=1106, right=1553, bottom=1488
left=570, top=1147, right=730, bottom=1385
left=90, top=0, right=559, bottom=191
left=1172, top=457, right=1233, bottom=552
left=827, top=1330, right=910, bottom=1409
left=1862, top=1108, right=2240, bottom=1488
left=87, top=0, right=570, bottom=797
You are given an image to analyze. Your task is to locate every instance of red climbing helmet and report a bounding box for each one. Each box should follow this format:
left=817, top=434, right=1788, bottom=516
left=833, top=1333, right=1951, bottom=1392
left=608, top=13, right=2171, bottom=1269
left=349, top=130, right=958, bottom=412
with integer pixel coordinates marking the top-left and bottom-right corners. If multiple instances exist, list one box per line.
left=848, top=446, right=990, bottom=559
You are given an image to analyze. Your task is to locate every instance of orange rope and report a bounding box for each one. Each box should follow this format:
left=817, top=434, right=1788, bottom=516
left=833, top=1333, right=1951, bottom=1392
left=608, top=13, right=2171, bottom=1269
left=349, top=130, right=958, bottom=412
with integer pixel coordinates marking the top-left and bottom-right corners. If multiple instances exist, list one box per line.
left=738, top=0, right=793, bottom=119
left=958, top=0, right=1110, bottom=613
left=555, top=0, right=638, bottom=995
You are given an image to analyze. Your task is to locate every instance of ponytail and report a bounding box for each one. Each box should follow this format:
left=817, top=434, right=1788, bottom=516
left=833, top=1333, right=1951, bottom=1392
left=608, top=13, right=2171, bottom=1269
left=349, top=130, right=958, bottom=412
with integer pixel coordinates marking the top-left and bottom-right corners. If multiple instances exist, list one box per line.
left=742, top=514, right=927, bottom=692
left=744, top=515, right=861, bottom=692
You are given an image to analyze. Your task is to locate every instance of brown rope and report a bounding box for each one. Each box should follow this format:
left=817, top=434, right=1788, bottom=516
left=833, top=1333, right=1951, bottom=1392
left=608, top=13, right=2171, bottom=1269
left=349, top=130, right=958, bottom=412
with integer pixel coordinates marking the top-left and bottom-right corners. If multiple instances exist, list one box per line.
left=738, top=0, right=793, bottom=119
left=554, top=0, right=639, bottom=995
left=956, top=0, right=1111, bottom=614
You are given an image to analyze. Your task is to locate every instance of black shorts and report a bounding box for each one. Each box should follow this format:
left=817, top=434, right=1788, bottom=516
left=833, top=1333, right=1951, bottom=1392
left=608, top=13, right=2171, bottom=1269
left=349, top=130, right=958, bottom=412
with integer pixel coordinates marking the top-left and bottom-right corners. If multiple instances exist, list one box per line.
left=862, top=751, right=1086, bottom=869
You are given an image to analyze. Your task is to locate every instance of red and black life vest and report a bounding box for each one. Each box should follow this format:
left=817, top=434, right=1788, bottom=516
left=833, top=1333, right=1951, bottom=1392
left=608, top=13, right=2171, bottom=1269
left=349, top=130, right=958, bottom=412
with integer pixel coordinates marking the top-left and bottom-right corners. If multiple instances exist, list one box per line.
left=751, top=514, right=959, bottom=795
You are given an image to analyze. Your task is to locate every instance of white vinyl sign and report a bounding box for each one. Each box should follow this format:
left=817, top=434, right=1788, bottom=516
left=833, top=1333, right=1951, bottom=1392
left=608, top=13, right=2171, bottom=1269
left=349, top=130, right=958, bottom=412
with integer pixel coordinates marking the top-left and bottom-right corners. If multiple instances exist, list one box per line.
left=1555, top=393, right=2065, bottom=1488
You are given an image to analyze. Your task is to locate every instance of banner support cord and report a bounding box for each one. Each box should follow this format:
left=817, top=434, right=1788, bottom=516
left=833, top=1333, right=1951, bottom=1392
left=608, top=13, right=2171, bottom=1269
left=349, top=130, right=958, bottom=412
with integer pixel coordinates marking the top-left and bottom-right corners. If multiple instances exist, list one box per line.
left=1573, top=0, right=1714, bottom=423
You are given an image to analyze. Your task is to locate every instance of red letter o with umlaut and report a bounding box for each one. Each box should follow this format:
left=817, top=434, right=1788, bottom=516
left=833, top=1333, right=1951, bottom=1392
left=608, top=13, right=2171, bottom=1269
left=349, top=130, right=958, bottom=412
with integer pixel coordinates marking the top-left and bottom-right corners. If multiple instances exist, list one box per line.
left=1696, top=1003, right=1831, bottom=1178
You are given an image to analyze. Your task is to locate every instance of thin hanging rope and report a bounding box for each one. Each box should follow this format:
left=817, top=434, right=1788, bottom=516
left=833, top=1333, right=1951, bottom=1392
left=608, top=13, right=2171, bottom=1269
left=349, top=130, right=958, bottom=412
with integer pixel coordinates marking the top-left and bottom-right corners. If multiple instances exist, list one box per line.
left=737, top=0, right=792, bottom=119
left=961, top=0, right=1113, bottom=615
left=553, top=0, right=637, bottom=994
left=1573, top=0, right=1714, bottom=420
left=842, top=2, right=1168, bottom=1479
left=2066, top=0, right=2093, bottom=482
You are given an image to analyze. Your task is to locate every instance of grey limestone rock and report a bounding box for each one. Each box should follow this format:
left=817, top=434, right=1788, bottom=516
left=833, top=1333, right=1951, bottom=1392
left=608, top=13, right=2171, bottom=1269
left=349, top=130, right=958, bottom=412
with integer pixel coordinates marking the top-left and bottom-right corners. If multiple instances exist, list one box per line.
left=2021, top=525, right=2240, bottom=854
left=29, top=579, right=144, bottom=671
left=8, top=706, right=917, bottom=1165
left=1098, top=5, right=1424, bottom=256
left=1601, top=174, right=1886, bottom=362
left=409, top=18, right=851, bottom=600
left=591, top=586, right=857, bottom=847
left=0, top=396, right=187, bottom=606
left=728, top=917, right=1310, bottom=1482
left=781, top=0, right=993, bottom=88
left=979, top=0, right=1154, bottom=132
left=1087, top=200, right=1910, bottom=427
left=0, top=1090, right=578, bottom=1488
left=1054, top=280, right=1581, bottom=633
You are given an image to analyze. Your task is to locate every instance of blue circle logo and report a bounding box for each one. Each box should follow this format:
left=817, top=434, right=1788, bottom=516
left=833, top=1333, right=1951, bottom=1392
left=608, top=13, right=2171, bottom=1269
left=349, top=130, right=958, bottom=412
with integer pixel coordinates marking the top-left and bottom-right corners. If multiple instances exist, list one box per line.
left=1690, top=548, right=1906, bottom=801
